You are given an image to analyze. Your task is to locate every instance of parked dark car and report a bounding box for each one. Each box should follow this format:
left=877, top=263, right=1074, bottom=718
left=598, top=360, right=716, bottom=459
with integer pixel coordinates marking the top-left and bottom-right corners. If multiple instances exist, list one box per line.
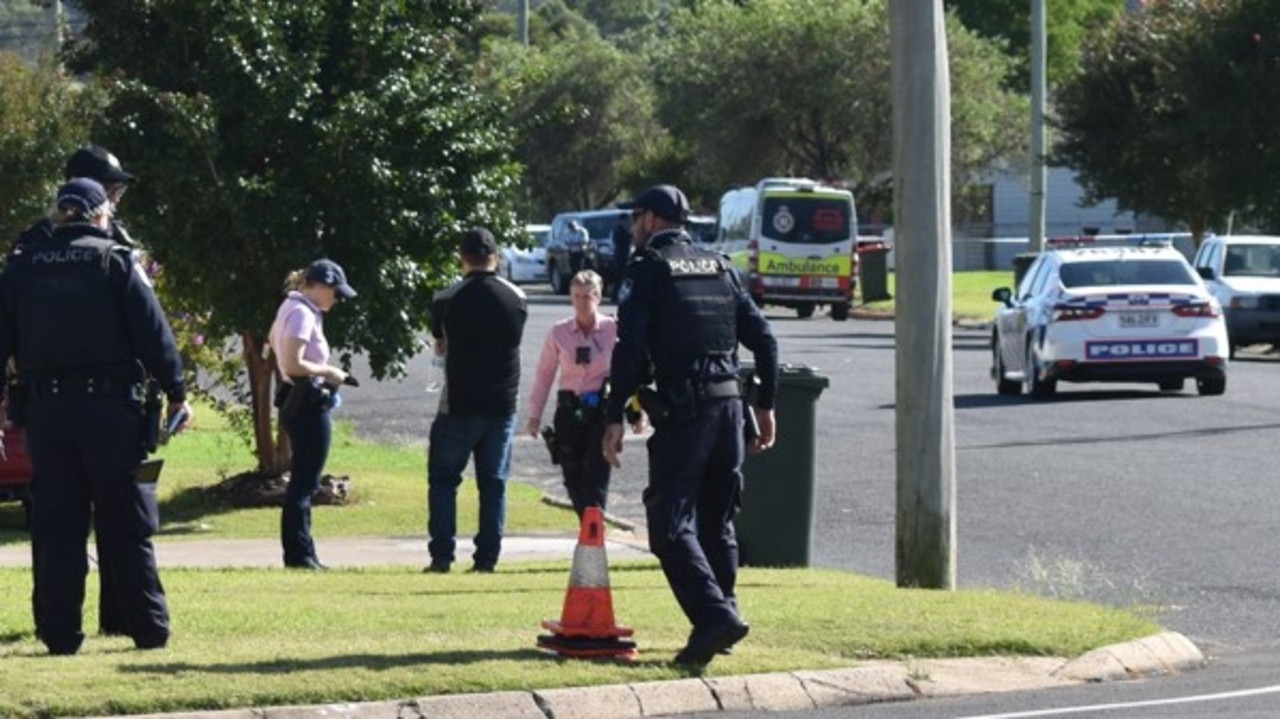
left=0, top=419, right=33, bottom=523
left=546, top=209, right=630, bottom=295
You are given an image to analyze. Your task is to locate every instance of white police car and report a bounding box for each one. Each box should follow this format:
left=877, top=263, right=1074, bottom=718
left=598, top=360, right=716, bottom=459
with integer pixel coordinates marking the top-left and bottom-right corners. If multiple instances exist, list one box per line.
left=991, top=240, right=1228, bottom=397
left=499, top=224, right=550, bottom=284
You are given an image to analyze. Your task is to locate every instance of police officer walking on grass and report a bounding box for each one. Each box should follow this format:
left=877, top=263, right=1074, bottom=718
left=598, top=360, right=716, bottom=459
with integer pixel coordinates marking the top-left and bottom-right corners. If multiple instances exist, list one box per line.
left=0, top=178, right=192, bottom=655
left=602, top=184, right=779, bottom=667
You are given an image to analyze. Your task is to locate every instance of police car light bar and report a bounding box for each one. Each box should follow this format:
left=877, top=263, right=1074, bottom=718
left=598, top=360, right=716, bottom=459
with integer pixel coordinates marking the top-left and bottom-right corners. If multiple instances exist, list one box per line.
left=1045, top=233, right=1189, bottom=249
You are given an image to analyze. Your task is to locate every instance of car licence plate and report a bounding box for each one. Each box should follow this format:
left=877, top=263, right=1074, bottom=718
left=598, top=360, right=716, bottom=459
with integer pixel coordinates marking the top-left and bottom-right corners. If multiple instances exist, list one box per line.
left=764, top=276, right=801, bottom=288
left=1118, top=311, right=1159, bottom=328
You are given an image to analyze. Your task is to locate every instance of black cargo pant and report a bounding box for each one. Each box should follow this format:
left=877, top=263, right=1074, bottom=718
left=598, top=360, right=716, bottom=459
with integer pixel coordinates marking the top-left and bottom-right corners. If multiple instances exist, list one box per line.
left=643, top=396, right=744, bottom=630
left=552, top=392, right=610, bottom=517
left=27, top=396, right=168, bottom=654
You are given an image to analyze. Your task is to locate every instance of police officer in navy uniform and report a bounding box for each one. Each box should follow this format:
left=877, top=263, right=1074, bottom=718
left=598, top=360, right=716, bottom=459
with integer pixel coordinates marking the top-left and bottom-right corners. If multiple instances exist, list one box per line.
left=12, top=145, right=138, bottom=254
left=603, top=184, right=779, bottom=666
left=11, top=145, right=139, bottom=639
left=0, top=178, right=192, bottom=655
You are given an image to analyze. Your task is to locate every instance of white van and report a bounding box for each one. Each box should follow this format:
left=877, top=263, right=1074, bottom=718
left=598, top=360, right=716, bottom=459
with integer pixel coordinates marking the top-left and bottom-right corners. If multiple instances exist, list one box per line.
left=1192, top=234, right=1280, bottom=354
left=717, top=178, right=858, bottom=320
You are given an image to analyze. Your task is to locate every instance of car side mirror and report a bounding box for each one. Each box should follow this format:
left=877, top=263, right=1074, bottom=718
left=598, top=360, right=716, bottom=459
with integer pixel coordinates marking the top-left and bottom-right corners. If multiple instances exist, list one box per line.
left=1195, top=266, right=1214, bottom=281
left=991, top=287, right=1013, bottom=306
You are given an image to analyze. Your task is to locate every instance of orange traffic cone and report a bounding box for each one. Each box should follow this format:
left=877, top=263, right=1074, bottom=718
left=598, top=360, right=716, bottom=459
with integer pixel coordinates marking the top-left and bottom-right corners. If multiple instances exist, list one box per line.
left=537, top=506, right=637, bottom=660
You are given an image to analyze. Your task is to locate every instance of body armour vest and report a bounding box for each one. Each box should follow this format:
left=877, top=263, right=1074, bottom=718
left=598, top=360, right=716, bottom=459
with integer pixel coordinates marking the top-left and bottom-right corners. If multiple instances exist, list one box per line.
left=648, top=237, right=738, bottom=375
left=8, top=235, right=136, bottom=375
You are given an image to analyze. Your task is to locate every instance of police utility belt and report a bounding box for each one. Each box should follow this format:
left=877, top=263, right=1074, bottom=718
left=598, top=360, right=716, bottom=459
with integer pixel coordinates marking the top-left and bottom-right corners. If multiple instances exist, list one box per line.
left=23, top=374, right=144, bottom=401
left=556, top=388, right=606, bottom=412
left=639, top=377, right=741, bottom=423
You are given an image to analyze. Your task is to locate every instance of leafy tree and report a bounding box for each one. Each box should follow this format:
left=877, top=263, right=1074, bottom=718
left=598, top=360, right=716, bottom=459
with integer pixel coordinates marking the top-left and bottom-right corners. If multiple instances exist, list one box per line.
left=560, top=0, right=659, bottom=37
left=481, top=30, right=665, bottom=219
left=944, top=0, right=1126, bottom=88
left=651, top=0, right=1026, bottom=219
left=67, top=0, right=519, bottom=477
left=1189, top=0, right=1280, bottom=229
left=1053, top=1, right=1234, bottom=242
left=0, top=52, right=101, bottom=247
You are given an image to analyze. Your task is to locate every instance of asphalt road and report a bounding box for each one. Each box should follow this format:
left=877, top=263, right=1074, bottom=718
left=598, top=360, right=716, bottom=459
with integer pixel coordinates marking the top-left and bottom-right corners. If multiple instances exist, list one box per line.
left=339, top=285, right=1280, bottom=658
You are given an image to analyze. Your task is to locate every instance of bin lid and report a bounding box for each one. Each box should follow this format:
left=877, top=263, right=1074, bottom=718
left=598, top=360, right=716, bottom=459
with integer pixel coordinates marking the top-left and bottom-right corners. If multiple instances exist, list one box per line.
left=739, top=361, right=830, bottom=391
left=778, top=363, right=830, bottom=390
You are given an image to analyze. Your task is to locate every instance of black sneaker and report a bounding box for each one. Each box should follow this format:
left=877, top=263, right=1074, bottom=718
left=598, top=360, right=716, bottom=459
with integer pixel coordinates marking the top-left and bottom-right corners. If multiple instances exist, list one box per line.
left=133, top=632, right=169, bottom=650
left=44, top=634, right=83, bottom=656
left=674, top=617, right=750, bottom=667
left=470, top=563, right=496, bottom=573
left=286, top=557, right=327, bottom=571
left=423, top=560, right=451, bottom=574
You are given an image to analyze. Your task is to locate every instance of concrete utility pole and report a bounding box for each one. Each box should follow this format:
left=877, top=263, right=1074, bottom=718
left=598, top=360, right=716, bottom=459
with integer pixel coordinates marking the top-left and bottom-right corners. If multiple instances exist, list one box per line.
left=518, top=0, right=530, bottom=46
left=1029, top=0, right=1047, bottom=252
left=889, top=0, right=956, bottom=590
left=45, top=0, right=64, bottom=60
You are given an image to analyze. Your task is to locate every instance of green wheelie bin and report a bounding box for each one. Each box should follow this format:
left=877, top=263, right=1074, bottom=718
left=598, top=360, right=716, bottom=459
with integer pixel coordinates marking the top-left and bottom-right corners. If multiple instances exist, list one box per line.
left=857, top=242, right=893, bottom=303
left=736, top=362, right=830, bottom=567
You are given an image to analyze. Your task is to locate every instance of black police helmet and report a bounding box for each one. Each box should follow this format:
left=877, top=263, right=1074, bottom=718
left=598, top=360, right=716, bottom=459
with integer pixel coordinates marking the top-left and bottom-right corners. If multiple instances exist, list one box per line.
left=64, top=145, right=134, bottom=184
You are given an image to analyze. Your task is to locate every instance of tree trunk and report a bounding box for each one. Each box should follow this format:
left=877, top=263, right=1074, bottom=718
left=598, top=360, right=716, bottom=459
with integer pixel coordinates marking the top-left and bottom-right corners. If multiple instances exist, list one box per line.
left=242, top=332, right=291, bottom=477
left=1189, top=215, right=1207, bottom=249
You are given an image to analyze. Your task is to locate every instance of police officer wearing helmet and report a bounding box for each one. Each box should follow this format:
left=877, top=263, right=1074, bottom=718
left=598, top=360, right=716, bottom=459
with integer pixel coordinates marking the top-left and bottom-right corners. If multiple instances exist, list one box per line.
left=12, top=145, right=137, bottom=254
left=0, top=178, right=192, bottom=655
left=603, top=184, right=779, bottom=666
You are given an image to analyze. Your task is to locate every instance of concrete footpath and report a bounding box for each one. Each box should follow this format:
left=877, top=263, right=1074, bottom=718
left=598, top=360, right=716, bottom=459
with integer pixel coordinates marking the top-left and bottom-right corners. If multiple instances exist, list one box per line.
left=0, top=532, right=1206, bottom=719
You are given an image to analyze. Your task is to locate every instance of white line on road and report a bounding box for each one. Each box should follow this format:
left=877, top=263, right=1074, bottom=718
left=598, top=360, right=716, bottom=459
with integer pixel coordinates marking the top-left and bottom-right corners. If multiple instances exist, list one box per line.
left=958, top=684, right=1280, bottom=718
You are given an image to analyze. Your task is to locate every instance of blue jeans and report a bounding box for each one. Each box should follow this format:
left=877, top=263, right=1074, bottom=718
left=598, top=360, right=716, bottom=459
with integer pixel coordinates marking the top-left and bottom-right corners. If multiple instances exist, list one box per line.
left=281, top=407, right=331, bottom=566
left=427, top=412, right=516, bottom=568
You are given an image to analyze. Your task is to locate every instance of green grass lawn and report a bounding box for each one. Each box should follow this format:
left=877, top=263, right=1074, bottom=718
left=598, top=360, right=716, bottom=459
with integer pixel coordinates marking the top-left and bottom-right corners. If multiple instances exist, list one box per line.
left=861, top=270, right=1013, bottom=320
left=0, top=290, right=1168, bottom=718
left=0, top=564, right=1158, bottom=718
left=0, top=410, right=571, bottom=543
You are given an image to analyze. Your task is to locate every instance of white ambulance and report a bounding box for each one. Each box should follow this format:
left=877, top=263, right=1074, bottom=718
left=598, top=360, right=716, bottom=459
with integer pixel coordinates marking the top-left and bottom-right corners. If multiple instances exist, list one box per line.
left=717, top=178, right=858, bottom=320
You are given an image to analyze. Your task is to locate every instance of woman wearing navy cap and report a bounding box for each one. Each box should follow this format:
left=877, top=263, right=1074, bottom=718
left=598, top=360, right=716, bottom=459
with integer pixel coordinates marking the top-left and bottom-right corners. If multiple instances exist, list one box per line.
left=268, top=259, right=356, bottom=570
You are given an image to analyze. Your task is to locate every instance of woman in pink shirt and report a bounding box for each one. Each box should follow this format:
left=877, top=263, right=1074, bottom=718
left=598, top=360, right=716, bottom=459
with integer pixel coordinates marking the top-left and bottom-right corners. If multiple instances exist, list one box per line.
left=268, top=259, right=356, bottom=570
left=526, top=270, right=625, bottom=516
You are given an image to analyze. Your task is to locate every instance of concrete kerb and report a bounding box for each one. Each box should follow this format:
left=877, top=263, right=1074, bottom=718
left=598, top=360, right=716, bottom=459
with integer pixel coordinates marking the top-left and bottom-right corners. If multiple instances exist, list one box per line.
left=97, top=632, right=1202, bottom=719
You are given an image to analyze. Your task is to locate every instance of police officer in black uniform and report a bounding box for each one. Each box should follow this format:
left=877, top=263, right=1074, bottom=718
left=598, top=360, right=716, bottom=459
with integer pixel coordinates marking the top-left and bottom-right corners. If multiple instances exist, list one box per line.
left=11, top=145, right=139, bottom=639
left=0, top=178, right=192, bottom=655
left=13, top=145, right=138, bottom=254
left=603, top=184, right=779, bottom=667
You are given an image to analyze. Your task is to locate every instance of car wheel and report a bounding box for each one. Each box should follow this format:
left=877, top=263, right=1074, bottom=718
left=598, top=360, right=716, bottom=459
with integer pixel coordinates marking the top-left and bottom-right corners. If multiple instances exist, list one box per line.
left=1157, top=378, right=1185, bottom=392
left=1196, top=375, right=1226, bottom=396
left=796, top=303, right=815, bottom=319
left=830, top=302, right=850, bottom=321
left=1024, top=340, right=1056, bottom=398
left=993, top=334, right=1021, bottom=396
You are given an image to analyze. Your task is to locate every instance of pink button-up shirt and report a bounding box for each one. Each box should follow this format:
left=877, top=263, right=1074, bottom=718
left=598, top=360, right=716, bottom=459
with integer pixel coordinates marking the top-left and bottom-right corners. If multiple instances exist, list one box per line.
left=527, top=312, right=618, bottom=424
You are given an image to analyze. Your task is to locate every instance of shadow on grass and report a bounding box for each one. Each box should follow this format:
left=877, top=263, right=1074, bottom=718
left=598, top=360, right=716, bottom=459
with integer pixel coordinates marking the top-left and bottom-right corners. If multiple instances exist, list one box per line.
left=0, top=504, right=28, bottom=543
left=0, top=478, right=261, bottom=546
left=121, top=647, right=584, bottom=675
left=154, top=484, right=248, bottom=535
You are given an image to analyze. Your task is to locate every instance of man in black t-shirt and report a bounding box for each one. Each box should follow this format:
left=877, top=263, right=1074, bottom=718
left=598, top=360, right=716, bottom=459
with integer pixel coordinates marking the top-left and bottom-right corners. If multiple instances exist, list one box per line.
left=425, top=227, right=528, bottom=573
